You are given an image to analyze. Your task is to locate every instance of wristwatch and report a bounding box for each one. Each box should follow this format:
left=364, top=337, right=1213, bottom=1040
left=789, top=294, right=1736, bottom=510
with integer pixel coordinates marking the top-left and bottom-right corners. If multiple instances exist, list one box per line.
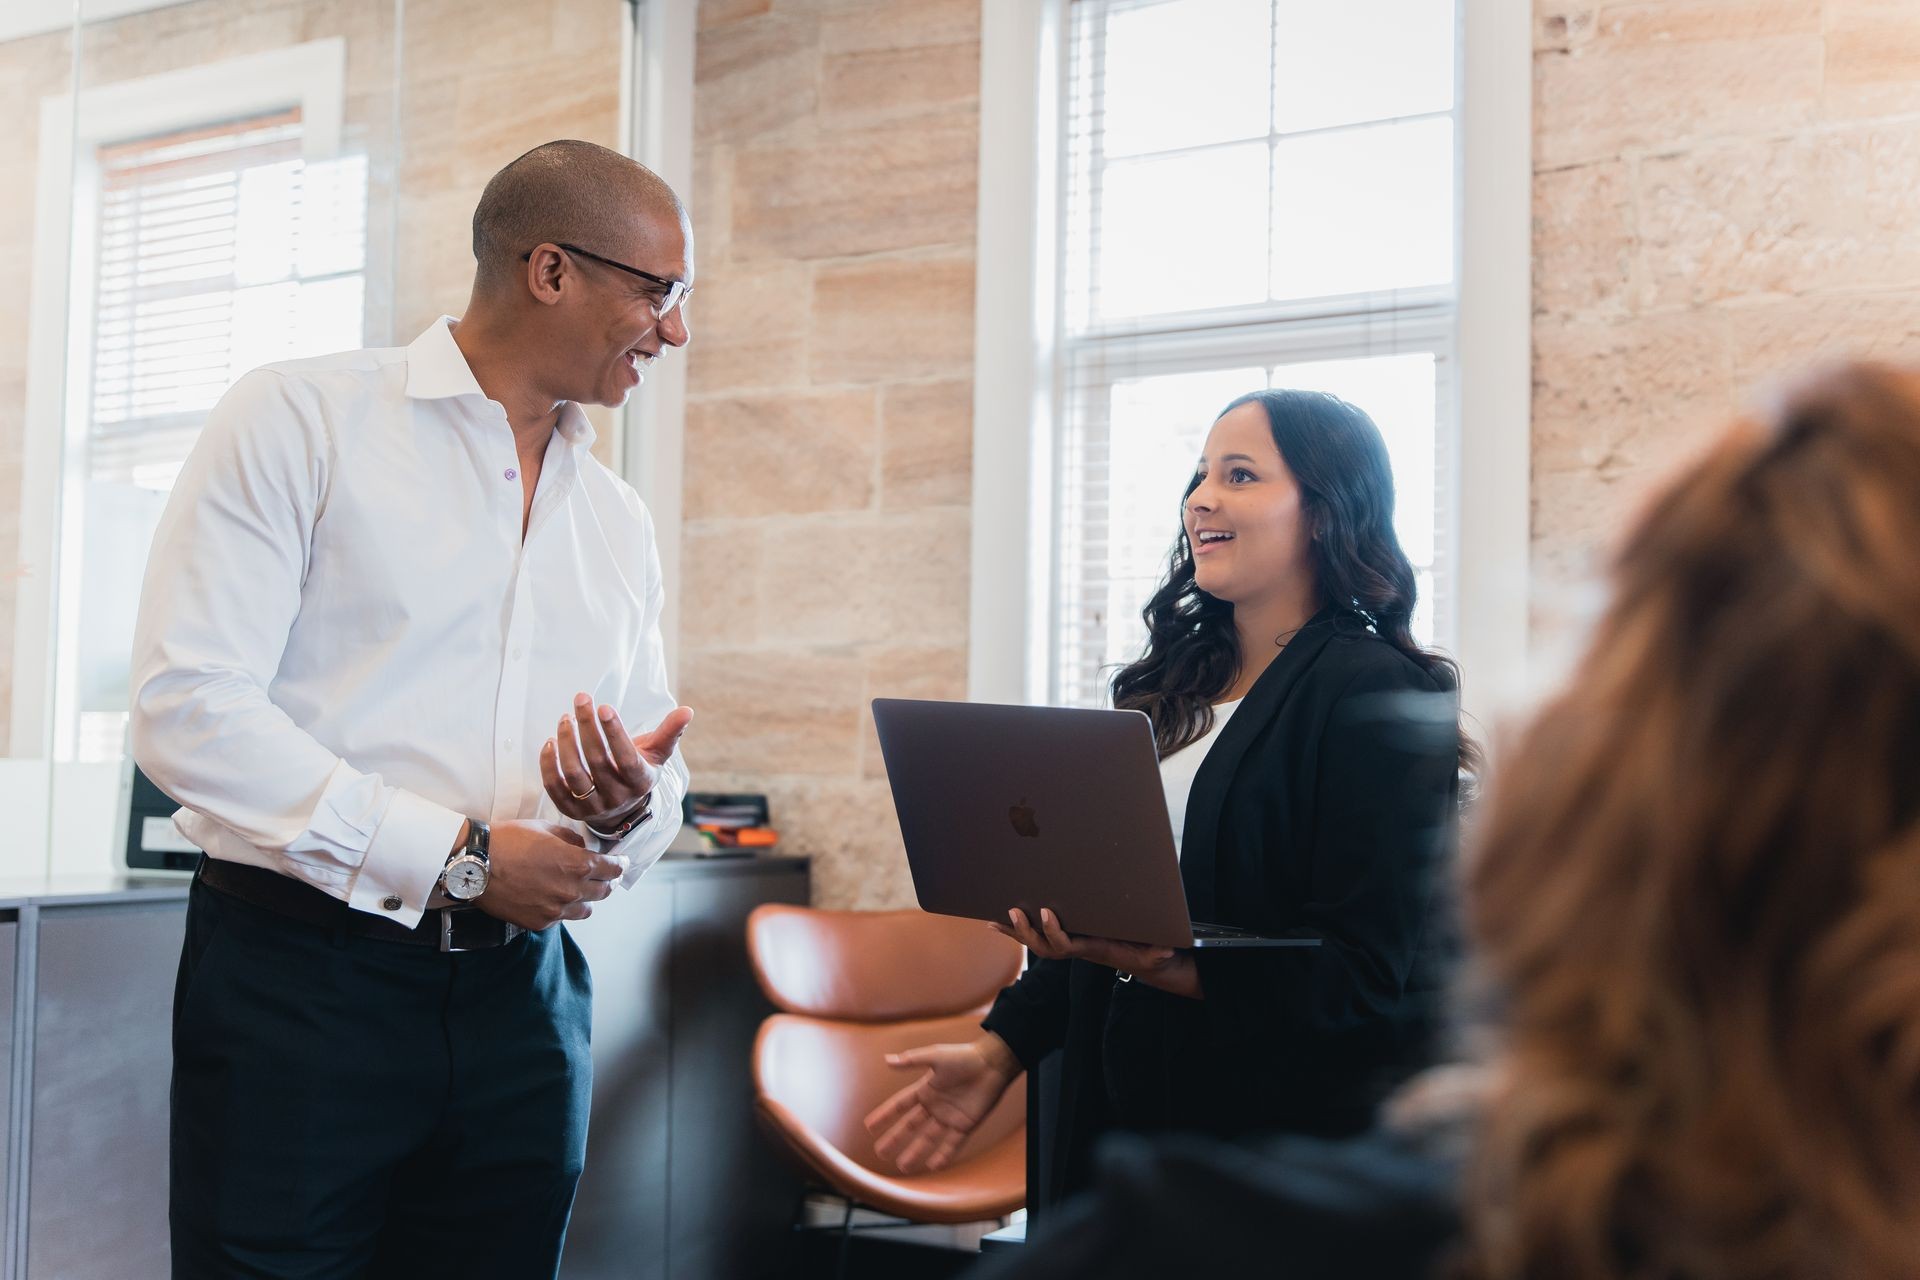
left=587, top=791, right=652, bottom=844
left=441, top=820, right=491, bottom=902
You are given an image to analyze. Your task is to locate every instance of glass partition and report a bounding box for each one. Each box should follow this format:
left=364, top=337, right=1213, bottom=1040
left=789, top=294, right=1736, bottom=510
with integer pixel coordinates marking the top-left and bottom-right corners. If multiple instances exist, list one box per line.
left=5, top=0, right=629, bottom=880
left=2, top=0, right=404, bottom=879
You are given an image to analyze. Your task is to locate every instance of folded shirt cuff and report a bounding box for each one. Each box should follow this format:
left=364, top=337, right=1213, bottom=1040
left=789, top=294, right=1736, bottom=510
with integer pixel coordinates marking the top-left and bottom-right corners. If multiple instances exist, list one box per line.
left=348, top=789, right=467, bottom=928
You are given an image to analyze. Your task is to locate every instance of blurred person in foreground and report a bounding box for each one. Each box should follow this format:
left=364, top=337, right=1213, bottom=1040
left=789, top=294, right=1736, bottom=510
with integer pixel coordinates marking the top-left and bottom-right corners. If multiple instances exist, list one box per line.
left=982, top=362, right=1920, bottom=1279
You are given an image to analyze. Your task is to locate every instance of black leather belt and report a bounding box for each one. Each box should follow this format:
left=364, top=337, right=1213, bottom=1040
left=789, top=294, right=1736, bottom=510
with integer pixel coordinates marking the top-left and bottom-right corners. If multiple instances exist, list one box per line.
left=197, top=856, right=525, bottom=952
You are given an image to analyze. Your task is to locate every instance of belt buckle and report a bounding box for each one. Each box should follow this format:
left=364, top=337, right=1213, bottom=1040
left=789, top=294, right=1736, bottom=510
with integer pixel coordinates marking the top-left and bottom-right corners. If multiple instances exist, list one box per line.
left=439, top=908, right=515, bottom=952
left=438, top=909, right=479, bottom=953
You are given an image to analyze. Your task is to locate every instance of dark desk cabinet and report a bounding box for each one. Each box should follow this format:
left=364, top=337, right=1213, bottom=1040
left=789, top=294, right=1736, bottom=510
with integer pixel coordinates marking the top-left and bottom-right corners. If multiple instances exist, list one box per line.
left=563, top=856, right=811, bottom=1280
left=0, top=886, right=186, bottom=1280
left=27, top=903, right=182, bottom=1279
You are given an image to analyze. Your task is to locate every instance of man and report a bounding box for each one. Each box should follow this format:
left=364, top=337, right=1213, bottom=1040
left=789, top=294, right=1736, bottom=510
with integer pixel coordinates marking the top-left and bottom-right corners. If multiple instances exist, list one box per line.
left=131, top=139, right=694, bottom=1277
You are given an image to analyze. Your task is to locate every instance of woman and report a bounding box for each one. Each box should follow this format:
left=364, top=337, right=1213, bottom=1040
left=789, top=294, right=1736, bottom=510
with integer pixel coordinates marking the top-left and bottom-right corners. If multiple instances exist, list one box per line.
left=982, top=362, right=1920, bottom=1278
left=865, top=389, right=1467, bottom=1207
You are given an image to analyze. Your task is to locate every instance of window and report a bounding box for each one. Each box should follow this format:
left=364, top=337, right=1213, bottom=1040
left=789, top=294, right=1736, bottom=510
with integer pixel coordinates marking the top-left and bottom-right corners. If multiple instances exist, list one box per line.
left=1050, top=0, right=1458, bottom=708
left=61, top=108, right=368, bottom=761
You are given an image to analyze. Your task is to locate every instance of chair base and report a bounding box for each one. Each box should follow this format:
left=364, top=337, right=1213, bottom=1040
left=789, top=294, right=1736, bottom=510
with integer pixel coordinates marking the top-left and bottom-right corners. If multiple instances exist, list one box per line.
left=785, top=1190, right=1011, bottom=1280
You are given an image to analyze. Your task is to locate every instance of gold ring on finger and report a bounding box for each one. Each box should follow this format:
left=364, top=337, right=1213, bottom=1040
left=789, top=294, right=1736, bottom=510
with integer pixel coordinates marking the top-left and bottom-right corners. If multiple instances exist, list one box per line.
left=569, top=783, right=597, bottom=800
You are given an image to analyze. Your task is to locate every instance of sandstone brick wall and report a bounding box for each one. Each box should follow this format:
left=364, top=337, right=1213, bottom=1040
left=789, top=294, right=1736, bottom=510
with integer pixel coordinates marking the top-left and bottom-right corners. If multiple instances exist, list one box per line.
left=10, top=1, right=1916, bottom=906
left=689, top=0, right=1920, bottom=907
left=679, top=0, right=980, bottom=910
left=0, top=0, right=623, bottom=755
left=1530, top=0, right=1920, bottom=634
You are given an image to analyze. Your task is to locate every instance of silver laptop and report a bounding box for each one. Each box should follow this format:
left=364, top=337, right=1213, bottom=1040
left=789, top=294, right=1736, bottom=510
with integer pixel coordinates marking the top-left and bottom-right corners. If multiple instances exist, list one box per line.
left=871, top=698, right=1321, bottom=950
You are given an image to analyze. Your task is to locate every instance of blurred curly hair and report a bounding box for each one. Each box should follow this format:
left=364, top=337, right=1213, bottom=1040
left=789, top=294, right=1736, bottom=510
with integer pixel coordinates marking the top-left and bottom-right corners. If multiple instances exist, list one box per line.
left=1461, top=363, right=1920, bottom=1280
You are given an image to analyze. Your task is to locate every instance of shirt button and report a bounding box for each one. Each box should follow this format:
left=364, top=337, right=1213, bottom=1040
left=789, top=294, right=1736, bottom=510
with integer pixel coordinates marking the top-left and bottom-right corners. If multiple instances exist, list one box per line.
left=505, top=467, right=518, bottom=481
left=381, top=895, right=402, bottom=911
left=513, top=647, right=525, bottom=660
left=503, top=737, right=514, bottom=751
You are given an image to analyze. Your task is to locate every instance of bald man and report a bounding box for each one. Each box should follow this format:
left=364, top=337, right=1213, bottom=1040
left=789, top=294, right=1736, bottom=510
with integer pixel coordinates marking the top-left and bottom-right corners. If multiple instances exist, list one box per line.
left=131, top=140, right=695, bottom=1277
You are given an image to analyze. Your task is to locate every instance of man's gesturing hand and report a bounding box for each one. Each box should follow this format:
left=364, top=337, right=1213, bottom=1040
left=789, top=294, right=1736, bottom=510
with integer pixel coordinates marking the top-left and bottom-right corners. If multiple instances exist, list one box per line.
left=476, top=819, right=624, bottom=931
left=541, top=695, right=693, bottom=831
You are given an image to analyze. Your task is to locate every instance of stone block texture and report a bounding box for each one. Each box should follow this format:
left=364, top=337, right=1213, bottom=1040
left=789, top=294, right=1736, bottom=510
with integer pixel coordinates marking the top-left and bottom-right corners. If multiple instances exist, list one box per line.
left=1531, top=0, right=1920, bottom=643
left=683, top=0, right=979, bottom=909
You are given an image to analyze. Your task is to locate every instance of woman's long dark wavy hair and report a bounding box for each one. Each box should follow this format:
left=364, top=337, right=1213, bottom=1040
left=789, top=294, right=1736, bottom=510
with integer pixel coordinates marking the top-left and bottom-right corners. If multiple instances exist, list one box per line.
left=1111, top=389, right=1468, bottom=762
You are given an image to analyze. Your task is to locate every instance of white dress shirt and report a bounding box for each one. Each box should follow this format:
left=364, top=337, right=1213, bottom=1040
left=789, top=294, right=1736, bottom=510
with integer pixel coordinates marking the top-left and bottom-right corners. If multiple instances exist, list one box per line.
left=130, top=317, right=688, bottom=927
left=1158, top=699, right=1241, bottom=859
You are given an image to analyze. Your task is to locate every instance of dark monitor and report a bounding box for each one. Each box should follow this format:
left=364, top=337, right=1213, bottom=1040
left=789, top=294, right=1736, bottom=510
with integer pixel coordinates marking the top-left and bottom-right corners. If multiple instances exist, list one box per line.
left=120, top=760, right=201, bottom=873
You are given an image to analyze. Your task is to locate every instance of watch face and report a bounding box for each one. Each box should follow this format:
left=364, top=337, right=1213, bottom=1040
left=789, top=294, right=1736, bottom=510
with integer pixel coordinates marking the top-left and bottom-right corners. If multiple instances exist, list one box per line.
left=444, top=856, right=488, bottom=901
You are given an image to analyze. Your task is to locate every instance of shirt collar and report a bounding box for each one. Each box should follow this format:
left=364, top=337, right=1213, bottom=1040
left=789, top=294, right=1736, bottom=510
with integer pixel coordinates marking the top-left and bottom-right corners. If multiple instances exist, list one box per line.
left=404, top=316, right=597, bottom=448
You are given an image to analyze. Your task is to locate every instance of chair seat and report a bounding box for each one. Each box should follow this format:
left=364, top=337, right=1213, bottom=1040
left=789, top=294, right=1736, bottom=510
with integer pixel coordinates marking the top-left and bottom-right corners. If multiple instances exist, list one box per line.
left=752, top=1011, right=1026, bottom=1224
left=744, top=905, right=1029, bottom=1227
left=756, top=1095, right=1027, bottom=1224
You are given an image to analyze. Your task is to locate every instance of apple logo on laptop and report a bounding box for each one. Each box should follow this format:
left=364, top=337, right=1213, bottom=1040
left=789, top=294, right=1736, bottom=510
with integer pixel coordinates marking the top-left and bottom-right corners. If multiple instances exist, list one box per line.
left=1008, top=798, right=1040, bottom=839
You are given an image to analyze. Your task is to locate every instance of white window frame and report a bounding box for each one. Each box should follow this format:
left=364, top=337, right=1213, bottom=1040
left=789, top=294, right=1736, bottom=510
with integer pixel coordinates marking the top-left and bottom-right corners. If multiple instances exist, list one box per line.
left=619, top=0, right=696, bottom=686
left=970, top=0, right=1531, bottom=727
left=11, top=39, right=347, bottom=873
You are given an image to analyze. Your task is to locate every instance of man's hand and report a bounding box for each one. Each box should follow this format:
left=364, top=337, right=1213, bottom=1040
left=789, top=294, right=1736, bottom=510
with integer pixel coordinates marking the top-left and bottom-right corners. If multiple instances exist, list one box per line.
left=476, top=819, right=624, bottom=931
left=993, top=908, right=1203, bottom=1000
left=863, top=1033, right=1023, bottom=1173
left=541, top=694, right=693, bottom=832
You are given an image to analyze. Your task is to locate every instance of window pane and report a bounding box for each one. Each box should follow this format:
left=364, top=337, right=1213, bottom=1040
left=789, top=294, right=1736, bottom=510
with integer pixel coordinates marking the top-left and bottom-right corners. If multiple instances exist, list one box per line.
left=1100, top=0, right=1271, bottom=159
left=1274, top=0, right=1456, bottom=134
left=1271, top=116, right=1453, bottom=301
left=1098, top=366, right=1266, bottom=679
left=300, top=155, right=371, bottom=277
left=1098, top=142, right=1270, bottom=320
left=1413, top=567, right=1434, bottom=649
left=234, top=160, right=302, bottom=286
left=1055, top=0, right=1460, bottom=702
left=71, top=479, right=171, bottom=761
left=1267, top=352, right=1437, bottom=569
left=63, top=128, right=369, bottom=763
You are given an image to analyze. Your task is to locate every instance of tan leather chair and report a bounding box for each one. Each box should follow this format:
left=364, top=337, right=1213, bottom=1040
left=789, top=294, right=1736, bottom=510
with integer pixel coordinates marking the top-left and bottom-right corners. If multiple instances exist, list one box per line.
left=746, top=905, right=1027, bottom=1236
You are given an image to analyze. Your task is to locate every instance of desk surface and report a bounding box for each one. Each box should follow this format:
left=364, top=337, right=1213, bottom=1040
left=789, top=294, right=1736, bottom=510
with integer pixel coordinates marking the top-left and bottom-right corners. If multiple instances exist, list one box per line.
left=0, top=853, right=809, bottom=911
left=0, top=875, right=190, bottom=910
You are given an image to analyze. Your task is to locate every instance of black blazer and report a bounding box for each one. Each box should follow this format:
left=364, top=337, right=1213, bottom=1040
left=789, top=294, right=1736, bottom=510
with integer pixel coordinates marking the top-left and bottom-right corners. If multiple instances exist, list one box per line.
left=982, top=608, right=1461, bottom=1208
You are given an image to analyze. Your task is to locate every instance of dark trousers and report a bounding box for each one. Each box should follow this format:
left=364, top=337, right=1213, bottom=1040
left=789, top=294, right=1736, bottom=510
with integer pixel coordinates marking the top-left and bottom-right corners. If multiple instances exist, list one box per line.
left=170, top=878, right=594, bottom=1279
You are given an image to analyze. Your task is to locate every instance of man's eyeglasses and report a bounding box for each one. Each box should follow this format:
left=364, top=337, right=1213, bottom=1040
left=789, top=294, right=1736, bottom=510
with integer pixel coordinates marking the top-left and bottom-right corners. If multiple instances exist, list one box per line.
left=520, top=242, right=692, bottom=319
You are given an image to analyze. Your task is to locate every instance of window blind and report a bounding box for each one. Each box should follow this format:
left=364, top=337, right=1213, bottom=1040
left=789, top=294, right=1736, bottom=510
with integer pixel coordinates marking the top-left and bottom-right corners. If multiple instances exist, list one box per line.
left=66, top=108, right=370, bottom=762
left=1052, top=0, right=1459, bottom=709
left=87, top=107, right=367, bottom=489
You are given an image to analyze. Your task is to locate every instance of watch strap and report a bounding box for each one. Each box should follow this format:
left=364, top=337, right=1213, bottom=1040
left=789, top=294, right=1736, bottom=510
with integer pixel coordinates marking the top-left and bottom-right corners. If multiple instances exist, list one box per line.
left=587, top=793, right=651, bottom=844
left=467, top=818, right=491, bottom=865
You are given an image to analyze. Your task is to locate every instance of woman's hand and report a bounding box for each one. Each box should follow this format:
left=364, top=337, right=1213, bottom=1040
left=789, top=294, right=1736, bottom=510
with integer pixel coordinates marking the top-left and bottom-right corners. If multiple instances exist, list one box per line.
left=540, top=693, right=692, bottom=832
left=863, top=1034, right=1024, bottom=1173
left=993, top=908, right=1204, bottom=1000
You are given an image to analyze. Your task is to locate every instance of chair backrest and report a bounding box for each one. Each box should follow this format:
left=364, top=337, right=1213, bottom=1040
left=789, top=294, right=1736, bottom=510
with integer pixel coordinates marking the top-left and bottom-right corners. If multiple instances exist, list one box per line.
left=746, top=905, right=1022, bottom=1022
left=753, top=1011, right=1028, bottom=1175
